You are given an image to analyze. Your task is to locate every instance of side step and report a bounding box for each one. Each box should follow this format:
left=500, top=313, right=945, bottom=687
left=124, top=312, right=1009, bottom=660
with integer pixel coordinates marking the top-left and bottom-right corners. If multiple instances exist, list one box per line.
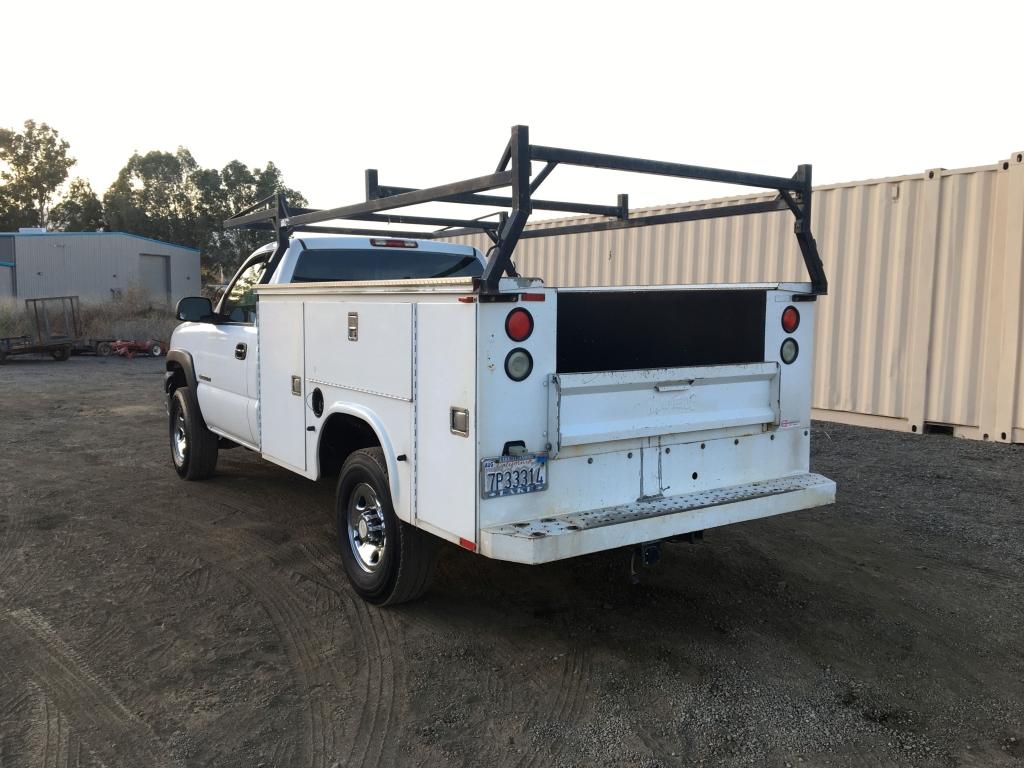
left=480, top=472, right=835, bottom=564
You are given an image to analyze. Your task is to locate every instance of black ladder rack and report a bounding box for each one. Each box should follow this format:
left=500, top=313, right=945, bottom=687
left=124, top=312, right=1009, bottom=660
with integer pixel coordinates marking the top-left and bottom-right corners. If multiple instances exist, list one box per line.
left=223, top=125, right=827, bottom=295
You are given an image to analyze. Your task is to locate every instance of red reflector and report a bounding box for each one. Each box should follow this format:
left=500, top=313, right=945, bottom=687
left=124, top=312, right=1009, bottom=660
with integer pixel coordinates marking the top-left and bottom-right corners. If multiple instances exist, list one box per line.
left=459, top=537, right=477, bottom=552
left=458, top=296, right=476, bottom=303
left=521, top=293, right=545, bottom=302
left=369, top=238, right=418, bottom=248
left=505, top=308, right=534, bottom=341
left=781, top=306, right=800, bottom=334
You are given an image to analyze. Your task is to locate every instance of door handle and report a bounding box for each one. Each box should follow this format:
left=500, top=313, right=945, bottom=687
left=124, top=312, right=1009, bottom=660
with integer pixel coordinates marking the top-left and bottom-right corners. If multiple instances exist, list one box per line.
left=235, top=343, right=247, bottom=360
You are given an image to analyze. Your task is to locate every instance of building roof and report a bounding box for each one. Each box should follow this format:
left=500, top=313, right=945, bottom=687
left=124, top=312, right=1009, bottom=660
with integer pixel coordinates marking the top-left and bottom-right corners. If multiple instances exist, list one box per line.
left=0, top=230, right=201, bottom=253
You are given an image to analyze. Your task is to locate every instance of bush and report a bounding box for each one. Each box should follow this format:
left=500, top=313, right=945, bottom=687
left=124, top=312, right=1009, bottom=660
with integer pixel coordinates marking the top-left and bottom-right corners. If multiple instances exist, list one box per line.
left=0, top=284, right=181, bottom=343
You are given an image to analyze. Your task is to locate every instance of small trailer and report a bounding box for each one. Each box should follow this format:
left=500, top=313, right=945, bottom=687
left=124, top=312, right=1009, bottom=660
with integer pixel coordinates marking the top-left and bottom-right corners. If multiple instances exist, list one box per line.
left=0, top=296, right=80, bottom=363
left=166, top=125, right=835, bottom=605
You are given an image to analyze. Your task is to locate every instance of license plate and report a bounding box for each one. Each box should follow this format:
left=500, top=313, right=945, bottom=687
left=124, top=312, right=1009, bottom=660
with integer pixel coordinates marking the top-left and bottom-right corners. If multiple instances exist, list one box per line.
left=481, top=453, right=548, bottom=498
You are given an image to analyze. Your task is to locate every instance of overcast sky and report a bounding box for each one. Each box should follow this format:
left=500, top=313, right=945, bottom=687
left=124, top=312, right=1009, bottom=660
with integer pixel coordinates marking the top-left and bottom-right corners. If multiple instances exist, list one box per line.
left=4, top=0, right=1021, bottom=219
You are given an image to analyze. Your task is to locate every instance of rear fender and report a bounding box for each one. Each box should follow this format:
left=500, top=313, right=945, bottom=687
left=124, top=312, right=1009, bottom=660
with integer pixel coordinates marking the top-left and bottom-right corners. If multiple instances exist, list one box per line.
left=319, top=402, right=401, bottom=509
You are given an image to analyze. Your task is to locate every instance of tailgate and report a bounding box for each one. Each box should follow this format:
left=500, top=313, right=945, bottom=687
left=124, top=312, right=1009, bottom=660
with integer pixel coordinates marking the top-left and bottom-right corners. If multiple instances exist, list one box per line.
left=547, top=363, right=780, bottom=455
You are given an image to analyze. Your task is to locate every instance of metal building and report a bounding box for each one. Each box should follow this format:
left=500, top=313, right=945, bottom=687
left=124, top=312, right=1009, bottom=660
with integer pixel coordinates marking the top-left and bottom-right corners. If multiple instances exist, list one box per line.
left=0, top=231, right=200, bottom=304
left=450, top=151, right=1024, bottom=444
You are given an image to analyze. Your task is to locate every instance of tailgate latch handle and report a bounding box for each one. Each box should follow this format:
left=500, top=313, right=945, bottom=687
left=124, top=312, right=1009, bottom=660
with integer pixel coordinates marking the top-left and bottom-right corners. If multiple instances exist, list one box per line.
left=655, top=380, right=694, bottom=393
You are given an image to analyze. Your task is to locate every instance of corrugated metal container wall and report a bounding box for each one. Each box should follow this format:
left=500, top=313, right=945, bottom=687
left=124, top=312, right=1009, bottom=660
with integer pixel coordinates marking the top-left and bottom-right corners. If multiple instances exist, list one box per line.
left=450, top=152, right=1024, bottom=443
left=6, top=233, right=200, bottom=304
left=0, top=236, right=14, bottom=299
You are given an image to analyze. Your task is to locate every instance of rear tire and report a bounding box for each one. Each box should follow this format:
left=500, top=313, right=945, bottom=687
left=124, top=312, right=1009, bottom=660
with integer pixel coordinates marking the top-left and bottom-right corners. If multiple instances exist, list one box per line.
left=96, top=341, right=114, bottom=357
left=169, top=386, right=218, bottom=480
left=336, top=448, right=439, bottom=605
left=51, top=346, right=71, bottom=361
left=150, top=343, right=163, bottom=357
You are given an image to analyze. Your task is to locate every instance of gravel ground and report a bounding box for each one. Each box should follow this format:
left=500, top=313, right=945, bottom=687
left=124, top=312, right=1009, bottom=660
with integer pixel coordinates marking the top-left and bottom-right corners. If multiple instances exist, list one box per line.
left=0, top=356, right=1021, bottom=768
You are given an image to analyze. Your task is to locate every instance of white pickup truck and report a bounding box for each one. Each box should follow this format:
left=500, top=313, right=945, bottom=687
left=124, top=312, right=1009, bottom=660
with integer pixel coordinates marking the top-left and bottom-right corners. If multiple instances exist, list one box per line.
left=166, top=126, right=835, bottom=605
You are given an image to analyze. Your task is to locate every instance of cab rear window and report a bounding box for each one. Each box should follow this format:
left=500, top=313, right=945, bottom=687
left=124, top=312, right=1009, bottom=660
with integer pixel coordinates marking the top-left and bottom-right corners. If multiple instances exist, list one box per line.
left=292, top=248, right=482, bottom=282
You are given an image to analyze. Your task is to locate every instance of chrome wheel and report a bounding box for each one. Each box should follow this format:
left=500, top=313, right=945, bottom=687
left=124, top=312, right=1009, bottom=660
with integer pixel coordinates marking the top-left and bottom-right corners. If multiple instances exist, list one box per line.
left=347, top=482, right=387, bottom=573
left=172, top=409, right=188, bottom=467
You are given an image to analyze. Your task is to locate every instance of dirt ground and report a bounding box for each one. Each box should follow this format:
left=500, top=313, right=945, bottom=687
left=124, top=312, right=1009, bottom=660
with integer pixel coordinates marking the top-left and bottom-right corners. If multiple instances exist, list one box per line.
left=0, top=356, right=1021, bottom=768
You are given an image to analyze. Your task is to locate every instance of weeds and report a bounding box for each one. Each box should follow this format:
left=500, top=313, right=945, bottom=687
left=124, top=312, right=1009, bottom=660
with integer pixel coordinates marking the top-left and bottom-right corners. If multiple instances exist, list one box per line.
left=0, top=284, right=180, bottom=343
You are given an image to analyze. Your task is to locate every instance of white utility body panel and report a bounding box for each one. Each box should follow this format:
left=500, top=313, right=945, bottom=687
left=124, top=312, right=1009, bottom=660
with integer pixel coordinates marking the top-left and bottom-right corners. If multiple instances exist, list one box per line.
left=175, top=232, right=835, bottom=567
left=548, top=363, right=781, bottom=453
left=220, top=234, right=837, bottom=563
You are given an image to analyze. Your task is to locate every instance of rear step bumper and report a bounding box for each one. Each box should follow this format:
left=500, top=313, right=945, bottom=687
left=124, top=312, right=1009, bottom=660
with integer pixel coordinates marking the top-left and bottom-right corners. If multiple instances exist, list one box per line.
left=480, top=472, right=836, bottom=564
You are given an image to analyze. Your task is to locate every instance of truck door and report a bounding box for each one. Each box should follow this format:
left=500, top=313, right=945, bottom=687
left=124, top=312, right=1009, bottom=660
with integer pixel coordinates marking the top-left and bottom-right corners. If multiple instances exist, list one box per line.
left=193, top=257, right=264, bottom=446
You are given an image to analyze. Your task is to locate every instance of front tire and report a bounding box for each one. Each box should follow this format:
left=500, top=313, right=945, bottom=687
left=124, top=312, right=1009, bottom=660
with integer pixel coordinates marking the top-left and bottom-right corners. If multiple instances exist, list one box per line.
left=336, top=448, right=439, bottom=605
left=169, top=386, right=219, bottom=480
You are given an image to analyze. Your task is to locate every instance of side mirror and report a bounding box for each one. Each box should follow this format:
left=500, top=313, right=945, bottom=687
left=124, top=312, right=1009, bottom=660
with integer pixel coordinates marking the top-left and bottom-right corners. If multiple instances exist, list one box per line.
left=176, top=296, right=214, bottom=322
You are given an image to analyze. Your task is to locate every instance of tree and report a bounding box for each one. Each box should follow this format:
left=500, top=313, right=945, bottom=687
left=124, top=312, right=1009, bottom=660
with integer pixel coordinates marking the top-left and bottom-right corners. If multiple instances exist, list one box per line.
left=103, top=147, right=201, bottom=246
left=104, top=150, right=305, bottom=279
left=50, top=178, right=104, bottom=231
left=204, top=160, right=306, bottom=276
left=0, top=120, right=76, bottom=229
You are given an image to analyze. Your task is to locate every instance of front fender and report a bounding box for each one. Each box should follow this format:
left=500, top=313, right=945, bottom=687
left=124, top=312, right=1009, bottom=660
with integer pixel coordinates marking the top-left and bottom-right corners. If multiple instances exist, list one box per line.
left=320, top=402, right=402, bottom=510
left=165, top=349, right=198, bottom=416
left=165, top=349, right=198, bottom=391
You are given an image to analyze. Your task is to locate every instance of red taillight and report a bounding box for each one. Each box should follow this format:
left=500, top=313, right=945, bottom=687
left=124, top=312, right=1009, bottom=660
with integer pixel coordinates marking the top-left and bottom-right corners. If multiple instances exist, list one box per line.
left=369, top=238, right=418, bottom=248
left=781, top=306, right=800, bottom=334
left=505, top=308, right=534, bottom=341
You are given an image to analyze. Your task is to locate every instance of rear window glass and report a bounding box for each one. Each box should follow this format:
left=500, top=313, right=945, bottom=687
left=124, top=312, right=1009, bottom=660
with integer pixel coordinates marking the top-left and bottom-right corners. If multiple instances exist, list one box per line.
left=292, top=248, right=482, bottom=282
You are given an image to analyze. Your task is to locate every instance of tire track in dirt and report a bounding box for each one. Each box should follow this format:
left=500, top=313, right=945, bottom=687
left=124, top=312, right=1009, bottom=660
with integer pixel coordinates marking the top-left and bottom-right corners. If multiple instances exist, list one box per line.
left=0, top=503, right=26, bottom=584
left=139, top=490, right=404, bottom=768
left=0, top=608, right=178, bottom=768
left=89, top=524, right=332, bottom=767
left=134, top=516, right=340, bottom=768
left=0, top=676, right=79, bottom=768
left=509, top=643, right=593, bottom=768
left=232, top=526, right=409, bottom=768
left=1, top=503, right=79, bottom=611
left=0, top=672, right=35, bottom=767
left=0, top=472, right=49, bottom=587
left=633, top=698, right=686, bottom=765
left=177, top=480, right=408, bottom=768
left=515, top=645, right=592, bottom=768
left=420, top=563, right=596, bottom=768
left=38, top=690, right=89, bottom=768
left=282, top=538, right=402, bottom=768
left=231, top=568, right=336, bottom=768
left=55, top=429, right=564, bottom=768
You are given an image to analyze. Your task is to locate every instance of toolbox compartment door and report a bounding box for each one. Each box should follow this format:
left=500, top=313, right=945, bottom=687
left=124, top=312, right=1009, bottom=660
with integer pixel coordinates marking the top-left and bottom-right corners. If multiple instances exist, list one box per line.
left=258, top=299, right=308, bottom=474
left=547, top=363, right=780, bottom=455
